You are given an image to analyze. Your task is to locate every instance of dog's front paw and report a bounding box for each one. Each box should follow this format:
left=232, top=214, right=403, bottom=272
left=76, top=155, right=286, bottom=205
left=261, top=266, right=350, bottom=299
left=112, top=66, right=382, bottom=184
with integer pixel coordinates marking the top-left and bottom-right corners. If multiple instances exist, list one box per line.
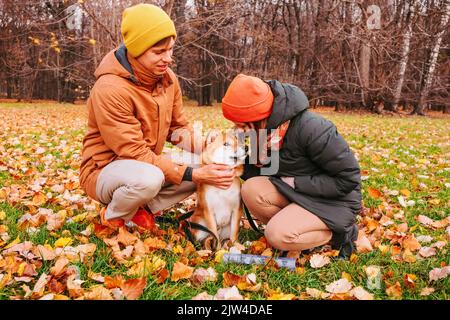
left=221, top=239, right=234, bottom=250
left=203, top=236, right=219, bottom=251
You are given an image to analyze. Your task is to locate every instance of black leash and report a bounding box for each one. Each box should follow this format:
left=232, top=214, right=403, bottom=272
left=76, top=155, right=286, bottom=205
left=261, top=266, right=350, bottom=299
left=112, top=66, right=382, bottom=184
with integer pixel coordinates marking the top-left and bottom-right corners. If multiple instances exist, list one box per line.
left=155, top=210, right=219, bottom=249
left=154, top=204, right=264, bottom=249
left=242, top=202, right=264, bottom=235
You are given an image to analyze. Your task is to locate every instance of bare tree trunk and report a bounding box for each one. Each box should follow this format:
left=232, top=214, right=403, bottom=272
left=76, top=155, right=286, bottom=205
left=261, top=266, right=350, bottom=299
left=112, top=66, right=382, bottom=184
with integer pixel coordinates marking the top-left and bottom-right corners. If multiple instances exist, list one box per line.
left=6, top=76, right=13, bottom=99
left=310, top=0, right=325, bottom=99
left=392, top=0, right=418, bottom=112
left=111, top=1, right=116, bottom=42
left=164, top=0, right=175, bottom=16
left=413, top=0, right=450, bottom=115
left=56, top=52, right=61, bottom=102
left=91, top=20, right=98, bottom=69
left=359, top=39, right=371, bottom=108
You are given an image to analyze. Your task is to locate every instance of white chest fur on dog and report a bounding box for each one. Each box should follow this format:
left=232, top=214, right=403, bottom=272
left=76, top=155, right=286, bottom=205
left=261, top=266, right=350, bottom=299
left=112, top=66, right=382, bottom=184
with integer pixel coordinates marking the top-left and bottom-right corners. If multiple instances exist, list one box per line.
left=204, top=183, right=241, bottom=229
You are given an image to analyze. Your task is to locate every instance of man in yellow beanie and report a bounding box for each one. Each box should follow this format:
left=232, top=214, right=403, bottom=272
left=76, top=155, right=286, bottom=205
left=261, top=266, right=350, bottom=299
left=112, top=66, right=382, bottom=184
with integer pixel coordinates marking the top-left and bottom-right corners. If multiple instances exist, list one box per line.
left=80, top=3, right=235, bottom=230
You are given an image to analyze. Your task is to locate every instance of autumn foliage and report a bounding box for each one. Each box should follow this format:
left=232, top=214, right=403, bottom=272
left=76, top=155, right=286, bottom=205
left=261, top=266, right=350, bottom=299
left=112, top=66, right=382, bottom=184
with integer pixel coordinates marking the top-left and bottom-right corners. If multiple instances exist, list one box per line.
left=0, top=102, right=449, bottom=300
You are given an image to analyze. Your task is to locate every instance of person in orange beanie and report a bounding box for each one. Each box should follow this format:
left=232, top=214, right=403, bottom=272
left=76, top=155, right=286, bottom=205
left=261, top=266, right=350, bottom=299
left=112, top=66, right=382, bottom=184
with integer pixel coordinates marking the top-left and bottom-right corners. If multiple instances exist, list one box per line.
left=222, top=74, right=362, bottom=259
left=80, top=4, right=235, bottom=232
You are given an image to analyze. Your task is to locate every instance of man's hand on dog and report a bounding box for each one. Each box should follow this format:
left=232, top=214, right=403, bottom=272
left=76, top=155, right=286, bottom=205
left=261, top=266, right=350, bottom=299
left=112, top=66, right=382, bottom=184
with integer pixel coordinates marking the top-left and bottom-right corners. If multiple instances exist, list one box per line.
left=192, top=164, right=235, bottom=189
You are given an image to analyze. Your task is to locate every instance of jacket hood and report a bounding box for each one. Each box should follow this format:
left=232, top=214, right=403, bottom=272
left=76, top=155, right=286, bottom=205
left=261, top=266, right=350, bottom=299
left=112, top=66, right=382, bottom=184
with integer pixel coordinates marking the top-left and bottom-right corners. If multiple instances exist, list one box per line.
left=94, top=49, right=132, bottom=81
left=94, top=46, right=173, bottom=92
left=265, top=80, right=309, bottom=130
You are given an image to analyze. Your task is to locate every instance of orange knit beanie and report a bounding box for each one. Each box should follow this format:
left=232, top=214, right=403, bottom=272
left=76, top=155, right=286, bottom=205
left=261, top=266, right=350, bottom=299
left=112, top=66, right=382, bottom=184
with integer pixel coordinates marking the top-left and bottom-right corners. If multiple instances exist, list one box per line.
left=222, top=74, right=274, bottom=122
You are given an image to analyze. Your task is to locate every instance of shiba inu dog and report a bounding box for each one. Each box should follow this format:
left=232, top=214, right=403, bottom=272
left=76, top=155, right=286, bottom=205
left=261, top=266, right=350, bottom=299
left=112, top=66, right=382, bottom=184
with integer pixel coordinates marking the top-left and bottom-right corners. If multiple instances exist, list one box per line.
left=189, top=129, right=247, bottom=250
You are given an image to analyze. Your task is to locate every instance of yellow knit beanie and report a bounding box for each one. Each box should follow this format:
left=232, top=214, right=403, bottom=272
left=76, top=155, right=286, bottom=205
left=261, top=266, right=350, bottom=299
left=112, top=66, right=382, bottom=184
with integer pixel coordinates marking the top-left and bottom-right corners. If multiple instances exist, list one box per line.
left=121, top=4, right=177, bottom=58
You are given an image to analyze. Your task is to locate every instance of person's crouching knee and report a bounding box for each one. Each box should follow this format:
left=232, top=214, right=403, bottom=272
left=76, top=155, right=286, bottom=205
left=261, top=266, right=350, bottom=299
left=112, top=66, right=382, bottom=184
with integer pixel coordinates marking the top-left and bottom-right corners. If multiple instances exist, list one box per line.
left=264, top=222, right=291, bottom=251
left=128, top=167, right=165, bottom=202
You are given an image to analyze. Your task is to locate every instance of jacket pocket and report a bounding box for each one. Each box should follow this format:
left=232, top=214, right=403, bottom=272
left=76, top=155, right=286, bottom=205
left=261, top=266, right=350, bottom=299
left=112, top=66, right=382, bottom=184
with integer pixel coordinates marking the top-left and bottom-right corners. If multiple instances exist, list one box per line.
left=92, top=152, right=114, bottom=169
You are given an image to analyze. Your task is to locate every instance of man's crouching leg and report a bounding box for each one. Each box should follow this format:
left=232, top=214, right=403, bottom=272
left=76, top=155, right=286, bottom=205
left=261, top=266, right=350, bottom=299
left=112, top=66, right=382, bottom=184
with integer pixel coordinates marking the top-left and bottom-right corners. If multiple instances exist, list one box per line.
left=146, top=181, right=196, bottom=213
left=145, top=152, right=198, bottom=213
left=95, top=159, right=165, bottom=221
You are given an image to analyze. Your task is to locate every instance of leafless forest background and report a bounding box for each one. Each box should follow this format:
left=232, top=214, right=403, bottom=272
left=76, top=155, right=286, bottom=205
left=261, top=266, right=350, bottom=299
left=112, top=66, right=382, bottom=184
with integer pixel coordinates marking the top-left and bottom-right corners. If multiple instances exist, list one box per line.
left=0, top=0, right=449, bottom=115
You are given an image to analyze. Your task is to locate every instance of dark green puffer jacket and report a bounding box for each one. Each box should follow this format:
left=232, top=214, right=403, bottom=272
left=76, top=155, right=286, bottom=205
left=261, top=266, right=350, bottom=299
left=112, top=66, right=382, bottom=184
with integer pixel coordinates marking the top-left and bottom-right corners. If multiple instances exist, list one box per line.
left=243, top=80, right=361, bottom=258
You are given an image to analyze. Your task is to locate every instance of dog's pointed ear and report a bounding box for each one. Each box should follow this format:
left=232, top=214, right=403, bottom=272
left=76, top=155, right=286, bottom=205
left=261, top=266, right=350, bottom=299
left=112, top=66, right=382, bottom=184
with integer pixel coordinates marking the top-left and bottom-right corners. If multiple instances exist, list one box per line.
left=205, top=129, right=221, bottom=145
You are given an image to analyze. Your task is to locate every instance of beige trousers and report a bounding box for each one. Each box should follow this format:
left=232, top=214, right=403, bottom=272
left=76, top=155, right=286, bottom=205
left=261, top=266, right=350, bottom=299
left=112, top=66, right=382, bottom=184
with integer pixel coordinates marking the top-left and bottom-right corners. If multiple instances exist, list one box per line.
left=96, top=159, right=196, bottom=221
left=241, top=176, right=332, bottom=251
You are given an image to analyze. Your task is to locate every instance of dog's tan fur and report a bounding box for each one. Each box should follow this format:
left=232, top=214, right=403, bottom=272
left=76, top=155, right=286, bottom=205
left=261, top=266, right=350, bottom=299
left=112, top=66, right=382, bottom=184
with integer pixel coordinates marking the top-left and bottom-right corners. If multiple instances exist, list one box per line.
left=189, top=130, right=246, bottom=250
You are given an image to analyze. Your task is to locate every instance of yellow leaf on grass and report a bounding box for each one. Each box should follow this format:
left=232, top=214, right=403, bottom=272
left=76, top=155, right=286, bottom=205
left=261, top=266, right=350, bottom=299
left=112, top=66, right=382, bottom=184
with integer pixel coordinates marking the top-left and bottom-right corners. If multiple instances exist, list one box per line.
left=32, top=193, right=47, bottom=206
left=0, top=211, right=5, bottom=220
left=400, top=189, right=411, bottom=197
left=402, top=249, right=417, bottom=263
left=127, top=256, right=166, bottom=277
left=378, top=244, right=389, bottom=254
left=341, top=272, right=352, bottom=282
left=54, top=237, right=72, bottom=248
left=267, top=292, right=296, bottom=300
left=428, top=199, right=440, bottom=205
left=57, top=210, right=67, bottom=219
left=296, top=267, right=305, bottom=274
left=71, top=213, right=88, bottom=223
left=237, top=274, right=261, bottom=292
left=171, top=262, right=194, bottom=282
left=173, top=245, right=184, bottom=254
left=0, top=273, right=12, bottom=289
left=4, top=236, right=20, bottom=249
left=214, top=249, right=227, bottom=263
left=17, top=262, right=27, bottom=276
